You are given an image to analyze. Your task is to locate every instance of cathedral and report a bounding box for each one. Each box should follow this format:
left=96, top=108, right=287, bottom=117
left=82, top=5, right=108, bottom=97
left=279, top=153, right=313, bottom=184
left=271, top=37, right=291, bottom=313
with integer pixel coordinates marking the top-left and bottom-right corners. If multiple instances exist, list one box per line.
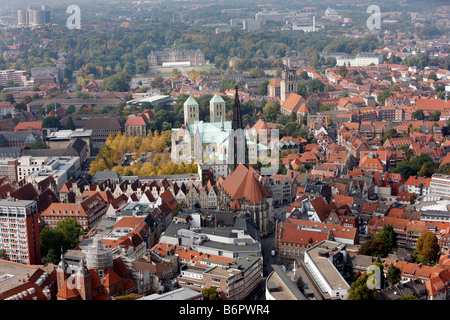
left=171, top=87, right=274, bottom=237
left=171, top=87, right=265, bottom=178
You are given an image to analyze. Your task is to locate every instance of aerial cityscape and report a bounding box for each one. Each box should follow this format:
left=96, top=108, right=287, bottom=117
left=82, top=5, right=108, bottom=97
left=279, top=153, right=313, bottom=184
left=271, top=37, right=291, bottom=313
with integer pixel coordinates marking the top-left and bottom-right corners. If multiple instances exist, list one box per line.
left=0, top=0, right=449, bottom=306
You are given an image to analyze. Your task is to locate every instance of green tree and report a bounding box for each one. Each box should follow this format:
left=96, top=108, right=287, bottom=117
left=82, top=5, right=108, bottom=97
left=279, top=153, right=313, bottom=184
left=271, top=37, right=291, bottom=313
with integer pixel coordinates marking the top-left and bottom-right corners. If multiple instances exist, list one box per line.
left=430, top=110, right=441, bottom=121
left=386, top=264, right=401, bottom=286
left=56, top=218, right=84, bottom=248
left=297, top=83, right=308, bottom=98
left=347, top=273, right=377, bottom=300
left=24, top=141, right=47, bottom=150
left=65, top=116, right=76, bottom=130
left=381, top=128, right=400, bottom=144
left=67, top=105, right=76, bottom=114
left=42, top=116, right=60, bottom=129
left=257, top=80, right=270, bottom=96
left=416, top=231, right=440, bottom=264
left=263, top=101, right=278, bottom=122
left=377, top=89, right=393, bottom=105
left=338, top=65, right=348, bottom=77
left=2, top=92, right=14, bottom=104
left=375, top=225, right=397, bottom=257
left=412, top=109, right=425, bottom=120
left=308, top=78, right=325, bottom=93
left=102, top=72, right=131, bottom=92
left=202, top=287, right=220, bottom=300
left=428, top=72, right=437, bottom=81
left=0, top=249, right=9, bottom=260
left=299, top=70, right=309, bottom=80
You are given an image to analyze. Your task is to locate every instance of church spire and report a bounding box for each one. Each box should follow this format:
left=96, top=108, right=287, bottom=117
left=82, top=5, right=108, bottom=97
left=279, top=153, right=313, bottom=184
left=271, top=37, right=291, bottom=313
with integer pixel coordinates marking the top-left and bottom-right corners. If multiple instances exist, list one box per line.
left=232, top=85, right=243, bottom=130
left=229, top=86, right=249, bottom=171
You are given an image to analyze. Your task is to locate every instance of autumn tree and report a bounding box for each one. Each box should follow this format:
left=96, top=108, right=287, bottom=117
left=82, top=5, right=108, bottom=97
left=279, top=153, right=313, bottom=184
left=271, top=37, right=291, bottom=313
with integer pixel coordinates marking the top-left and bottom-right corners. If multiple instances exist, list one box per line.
left=202, top=287, right=220, bottom=300
left=416, top=231, right=440, bottom=264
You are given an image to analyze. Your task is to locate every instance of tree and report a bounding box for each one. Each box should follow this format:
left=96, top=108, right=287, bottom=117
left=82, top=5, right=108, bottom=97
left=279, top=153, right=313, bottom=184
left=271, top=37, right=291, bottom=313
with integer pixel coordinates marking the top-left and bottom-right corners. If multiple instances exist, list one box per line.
left=42, top=116, right=60, bottom=129
left=416, top=231, right=440, bottom=264
left=412, top=109, right=425, bottom=120
left=430, top=111, right=441, bottom=122
left=24, top=141, right=47, bottom=149
left=67, top=105, right=76, bottom=114
left=40, top=228, right=70, bottom=264
left=263, top=101, right=278, bottom=122
left=386, top=264, right=401, bottom=286
left=428, top=72, right=437, bottom=81
left=56, top=218, right=84, bottom=248
left=308, top=79, right=325, bottom=93
left=381, top=128, right=400, bottom=144
left=392, top=153, right=439, bottom=180
left=347, top=273, right=377, bottom=300
left=257, top=80, right=270, bottom=96
left=297, top=83, right=308, bottom=98
left=338, top=65, right=348, bottom=77
left=377, top=89, right=393, bottom=105
left=65, top=116, right=76, bottom=130
left=0, top=249, right=9, bottom=260
left=358, top=238, right=385, bottom=257
left=299, top=70, right=309, bottom=80
left=202, top=287, right=220, bottom=300
left=401, top=294, right=418, bottom=300
left=375, top=225, right=397, bottom=257
left=327, top=114, right=333, bottom=126
left=2, top=92, right=14, bottom=104
left=102, top=72, right=131, bottom=92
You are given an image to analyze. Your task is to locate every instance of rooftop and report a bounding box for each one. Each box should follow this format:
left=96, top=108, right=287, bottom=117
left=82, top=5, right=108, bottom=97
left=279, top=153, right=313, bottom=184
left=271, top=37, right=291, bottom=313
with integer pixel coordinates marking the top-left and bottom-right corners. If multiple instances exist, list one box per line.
left=305, top=241, right=350, bottom=292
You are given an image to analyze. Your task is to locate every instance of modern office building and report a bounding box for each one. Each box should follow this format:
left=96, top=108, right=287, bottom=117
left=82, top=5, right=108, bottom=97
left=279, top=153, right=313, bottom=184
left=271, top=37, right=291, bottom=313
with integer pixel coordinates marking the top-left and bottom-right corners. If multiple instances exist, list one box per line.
left=17, top=156, right=81, bottom=190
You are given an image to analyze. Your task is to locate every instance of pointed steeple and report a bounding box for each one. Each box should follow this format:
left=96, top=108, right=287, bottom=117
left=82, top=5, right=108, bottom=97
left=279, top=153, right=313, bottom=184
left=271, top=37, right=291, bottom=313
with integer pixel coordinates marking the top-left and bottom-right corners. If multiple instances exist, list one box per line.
left=229, top=86, right=249, bottom=171
left=232, top=86, right=243, bottom=130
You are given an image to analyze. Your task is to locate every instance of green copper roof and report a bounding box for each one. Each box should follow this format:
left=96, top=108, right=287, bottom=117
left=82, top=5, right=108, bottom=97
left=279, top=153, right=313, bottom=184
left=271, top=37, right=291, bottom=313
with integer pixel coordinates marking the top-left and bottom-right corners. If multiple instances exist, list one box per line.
left=210, top=93, right=225, bottom=104
left=184, top=95, right=198, bottom=106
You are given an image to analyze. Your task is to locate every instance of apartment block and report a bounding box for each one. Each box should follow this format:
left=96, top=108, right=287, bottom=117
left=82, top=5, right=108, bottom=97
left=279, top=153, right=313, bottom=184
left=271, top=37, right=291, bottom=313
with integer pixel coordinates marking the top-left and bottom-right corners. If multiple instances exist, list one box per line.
left=0, top=199, right=41, bottom=265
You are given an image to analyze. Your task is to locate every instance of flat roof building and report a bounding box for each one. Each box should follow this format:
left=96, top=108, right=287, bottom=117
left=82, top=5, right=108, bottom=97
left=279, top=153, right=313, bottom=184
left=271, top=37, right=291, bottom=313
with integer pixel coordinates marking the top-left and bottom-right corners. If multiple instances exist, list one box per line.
left=303, top=240, right=350, bottom=300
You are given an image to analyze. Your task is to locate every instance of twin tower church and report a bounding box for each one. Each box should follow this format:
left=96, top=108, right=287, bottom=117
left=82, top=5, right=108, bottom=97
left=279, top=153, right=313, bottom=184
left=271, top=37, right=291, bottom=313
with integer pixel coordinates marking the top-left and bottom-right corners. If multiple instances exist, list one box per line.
left=171, top=87, right=276, bottom=237
left=171, top=87, right=277, bottom=175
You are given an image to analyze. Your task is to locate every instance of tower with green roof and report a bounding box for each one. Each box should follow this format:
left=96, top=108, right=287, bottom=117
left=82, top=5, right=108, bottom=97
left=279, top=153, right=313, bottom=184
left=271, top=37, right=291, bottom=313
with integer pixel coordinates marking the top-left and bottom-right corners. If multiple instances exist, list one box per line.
left=209, top=92, right=226, bottom=123
left=183, top=95, right=199, bottom=126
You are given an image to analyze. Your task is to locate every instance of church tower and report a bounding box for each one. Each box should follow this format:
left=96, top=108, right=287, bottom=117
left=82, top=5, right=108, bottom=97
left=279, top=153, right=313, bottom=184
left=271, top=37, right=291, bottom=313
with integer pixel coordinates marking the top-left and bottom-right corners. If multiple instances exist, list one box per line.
left=280, top=67, right=298, bottom=104
left=228, top=86, right=249, bottom=172
left=209, top=93, right=226, bottom=123
left=183, top=95, right=199, bottom=126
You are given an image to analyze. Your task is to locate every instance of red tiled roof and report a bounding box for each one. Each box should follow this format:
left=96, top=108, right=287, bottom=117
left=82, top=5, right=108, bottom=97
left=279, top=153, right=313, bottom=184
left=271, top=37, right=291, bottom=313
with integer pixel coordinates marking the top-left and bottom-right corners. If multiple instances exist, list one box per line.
left=113, top=216, right=146, bottom=229
left=102, top=269, right=122, bottom=287
left=57, top=279, right=81, bottom=299
left=125, top=115, right=146, bottom=126
left=281, top=92, right=303, bottom=112
left=221, top=164, right=271, bottom=203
